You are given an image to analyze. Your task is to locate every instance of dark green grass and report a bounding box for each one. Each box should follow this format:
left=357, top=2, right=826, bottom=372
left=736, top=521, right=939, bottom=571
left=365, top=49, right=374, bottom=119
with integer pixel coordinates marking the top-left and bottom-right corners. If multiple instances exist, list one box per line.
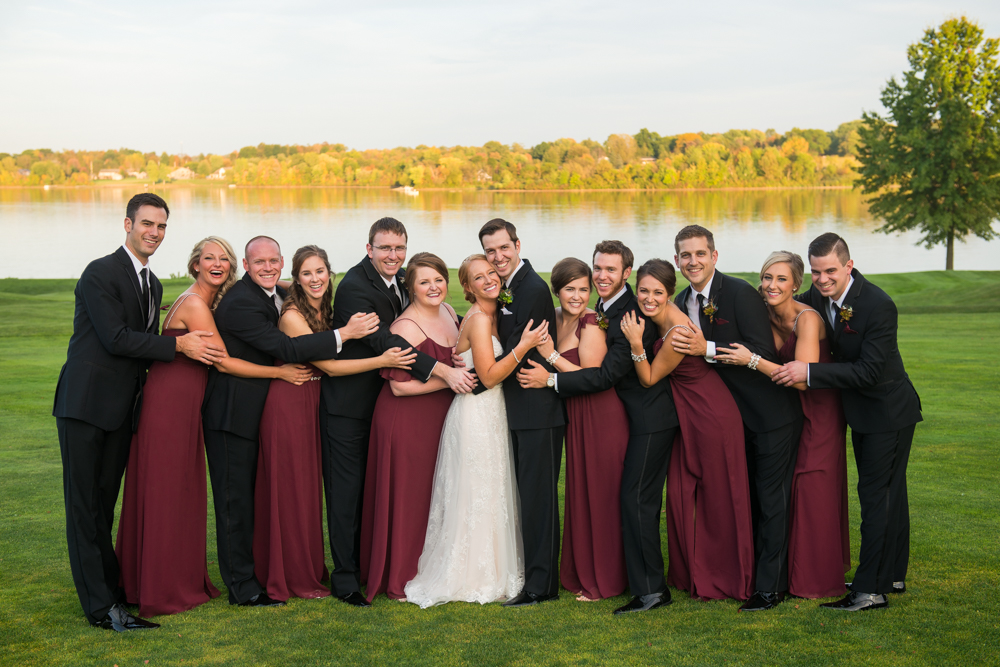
left=1, top=272, right=998, bottom=666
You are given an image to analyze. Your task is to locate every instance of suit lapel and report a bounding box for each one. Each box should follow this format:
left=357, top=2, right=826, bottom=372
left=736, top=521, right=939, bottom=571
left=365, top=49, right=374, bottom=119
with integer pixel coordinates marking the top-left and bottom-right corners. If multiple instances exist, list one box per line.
left=833, top=269, right=864, bottom=343
left=506, top=258, right=532, bottom=294
left=115, top=247, right=149, bottom=331
left=243, top=272, right=279, bottom=323
left=703, top=271, right=723, bottom=339
left=361, top=256, right=401, bottom=316
left=605, top=283, right=633, bottom=321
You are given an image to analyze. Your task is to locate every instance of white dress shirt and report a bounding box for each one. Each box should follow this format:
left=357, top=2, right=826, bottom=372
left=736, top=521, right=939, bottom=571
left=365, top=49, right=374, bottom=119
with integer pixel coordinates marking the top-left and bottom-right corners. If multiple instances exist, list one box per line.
left=808, top=274, right=854, bottom=387
left=121, top=243, right=148, bottom=275
left=504, top=258, right=524, bottom=288
left=685, top=272, right=717, bottom=362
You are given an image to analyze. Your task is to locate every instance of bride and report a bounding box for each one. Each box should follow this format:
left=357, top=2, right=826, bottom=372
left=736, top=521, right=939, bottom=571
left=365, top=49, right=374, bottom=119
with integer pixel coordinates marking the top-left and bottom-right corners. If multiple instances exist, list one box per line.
left=404, top=254, right=549, bottom=608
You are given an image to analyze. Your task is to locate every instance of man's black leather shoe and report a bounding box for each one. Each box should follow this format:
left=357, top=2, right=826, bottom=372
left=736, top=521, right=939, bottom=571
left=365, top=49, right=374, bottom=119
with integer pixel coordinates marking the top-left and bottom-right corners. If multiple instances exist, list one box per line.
left=502, top=591, right=559, bottom=607
left=739, top=590, right=785, bottom=612
left=93, top=604, right=160, bottom=632
left=337, top=591, right=372, bottom=608
left=821, top=591, right=888, bottom=611
left=613, top=592, right=672, bottom=615
left=239, top=593, right=286, bottom=607
left=846, top=580, right=905, bottom=594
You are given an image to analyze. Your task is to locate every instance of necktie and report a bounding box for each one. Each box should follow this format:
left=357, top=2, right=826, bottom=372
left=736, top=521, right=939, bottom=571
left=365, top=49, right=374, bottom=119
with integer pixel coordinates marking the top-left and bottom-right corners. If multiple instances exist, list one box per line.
left=829, top=300, right=838, bottom=327
left=139, top=268, right=150, bottom=321
left=272, top=294, right=281, bottom=315
left=596, top=300, right=605, bottom=316
left=390, top=283, right=403, bottom=316
left=697, top=293, right=709, bottom=331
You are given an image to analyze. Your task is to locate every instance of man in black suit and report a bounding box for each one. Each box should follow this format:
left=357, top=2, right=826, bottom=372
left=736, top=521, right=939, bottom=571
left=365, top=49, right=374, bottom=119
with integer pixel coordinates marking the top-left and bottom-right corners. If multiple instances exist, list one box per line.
left=773, top=233, right=921, bottom=612
left=323, top=218, right=477, bottom=607
left=670, top=225, right=802, bottom=612
left=518, top=240, right=679, bottom=614
left=53, top=193, right=225, bottom=631
left=203, top=235, right=373, bottom=608
left=476, top=219, right=565, bottom=608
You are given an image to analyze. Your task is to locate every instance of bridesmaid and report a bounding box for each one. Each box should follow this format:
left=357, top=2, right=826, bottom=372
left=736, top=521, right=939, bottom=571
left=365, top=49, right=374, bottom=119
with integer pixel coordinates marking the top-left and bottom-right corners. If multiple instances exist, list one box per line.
left=116, top=236, right=314, bottom=617
left=716, top=251, right=850, bottom=598
left=360, top=252, right=460, bottom=603
left=534, top=258, right=628, bottom=601
left=254, top=245, right=416, bottom=602
left=621, top=259, right=755, bottom=601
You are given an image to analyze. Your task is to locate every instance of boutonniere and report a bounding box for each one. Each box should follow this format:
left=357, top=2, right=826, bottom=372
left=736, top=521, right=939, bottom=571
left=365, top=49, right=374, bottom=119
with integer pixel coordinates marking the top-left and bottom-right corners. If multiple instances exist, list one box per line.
left=596, top=311, right=609, bottom=330
left=498, top=288, right=513, bottom=306
left=702, top=297, right=719, bottom=323
left=839, top=305, right=854, bottom=323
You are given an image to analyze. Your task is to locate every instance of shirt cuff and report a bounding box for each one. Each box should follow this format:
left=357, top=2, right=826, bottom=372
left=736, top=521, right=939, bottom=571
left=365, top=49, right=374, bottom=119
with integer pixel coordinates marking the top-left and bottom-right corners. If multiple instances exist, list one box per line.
left=806, top=363, right=811, bottom=388
left=334, top=329, right=343, bottom=355
left=705, top=340, right=716, bottom=363
left=553, top=374, right=559, bottom=393
left=428, top=360, right=438, bottom=383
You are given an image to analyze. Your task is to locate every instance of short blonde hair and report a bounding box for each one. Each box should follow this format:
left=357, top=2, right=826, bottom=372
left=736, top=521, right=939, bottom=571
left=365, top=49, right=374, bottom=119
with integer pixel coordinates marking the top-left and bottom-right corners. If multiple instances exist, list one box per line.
left=188, top=236, right=239, bottom=310
left=759, top=251, right=805, bottom=293
left=458, top=254, right=490, bottom=304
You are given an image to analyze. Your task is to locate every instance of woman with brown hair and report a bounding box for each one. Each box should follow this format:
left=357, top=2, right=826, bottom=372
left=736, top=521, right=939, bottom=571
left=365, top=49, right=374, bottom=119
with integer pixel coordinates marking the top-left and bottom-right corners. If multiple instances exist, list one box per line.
left=254, top=245, right=416, bottom=602
left=533, top=257, right=629, bottom=601
left=116, top=236, right=315, bottom=617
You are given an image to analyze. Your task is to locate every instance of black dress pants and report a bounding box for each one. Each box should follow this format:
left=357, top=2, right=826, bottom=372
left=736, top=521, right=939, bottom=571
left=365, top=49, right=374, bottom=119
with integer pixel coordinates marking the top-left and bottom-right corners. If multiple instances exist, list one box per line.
left=204, top=428, right=263, bottom=604
left=620, top=427, right=677, bottom=597
left=745, top=418, right=802, bottom=593
left=322, top=413, right=372, bottom=597
left=510, top=426, right=565, bottom=597
left=57, top=416, right=133, bottom=624
left=850, top=424, right=914, bottom=594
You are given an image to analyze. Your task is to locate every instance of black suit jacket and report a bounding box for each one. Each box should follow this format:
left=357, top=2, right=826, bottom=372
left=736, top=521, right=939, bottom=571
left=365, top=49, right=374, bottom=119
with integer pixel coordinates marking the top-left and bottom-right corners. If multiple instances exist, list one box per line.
left=496, top=259, right=565, bottom=431
left=53, top=246, right=176, bottom=431
left=674, top=270, right=800, bottom=433
left=202, top=272, right=341, bottom=440
left=799, top=269, right=922, bottom=433
left=321, top=257, right=438, bottom=421
left=556, top=285, right=678, bottom=435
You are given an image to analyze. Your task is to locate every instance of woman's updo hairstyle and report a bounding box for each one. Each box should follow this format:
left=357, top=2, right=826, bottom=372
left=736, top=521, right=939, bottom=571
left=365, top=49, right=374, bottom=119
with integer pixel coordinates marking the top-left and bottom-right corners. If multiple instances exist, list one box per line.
left=404, top=252, right=449, bottom=299
left=635, top=258, right=677, bottom=297
left=758, top=251, right=805, bottom=297
left=549, top=257, right=592, bottom=296
left=458, top=254, right=489, bottom=304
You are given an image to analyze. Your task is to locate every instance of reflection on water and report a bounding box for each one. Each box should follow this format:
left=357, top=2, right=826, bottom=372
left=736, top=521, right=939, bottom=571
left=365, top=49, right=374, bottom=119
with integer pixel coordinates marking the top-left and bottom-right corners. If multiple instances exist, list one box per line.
left=1, top=187, right=996, bottom=278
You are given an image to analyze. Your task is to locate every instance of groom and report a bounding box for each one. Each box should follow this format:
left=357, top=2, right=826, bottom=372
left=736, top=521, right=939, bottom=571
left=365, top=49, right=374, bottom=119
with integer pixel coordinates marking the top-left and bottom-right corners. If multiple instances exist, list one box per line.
left=479, top=219, right=564, bottom=607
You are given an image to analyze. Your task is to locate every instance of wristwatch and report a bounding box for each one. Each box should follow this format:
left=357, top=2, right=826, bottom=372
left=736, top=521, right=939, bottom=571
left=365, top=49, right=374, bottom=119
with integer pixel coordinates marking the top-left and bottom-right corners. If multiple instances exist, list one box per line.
left=546, top=373, right=556, bottom=388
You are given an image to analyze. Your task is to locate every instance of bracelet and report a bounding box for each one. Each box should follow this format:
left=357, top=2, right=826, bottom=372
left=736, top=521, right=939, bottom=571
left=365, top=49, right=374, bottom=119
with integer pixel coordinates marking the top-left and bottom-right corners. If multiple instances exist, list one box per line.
left=631, top=351, right=647, bottom=363
left=546, top=350, right=561, bottom=365
left=748, top=354, right=760, bottom=371
left=512, top=350, right=522, bottom=364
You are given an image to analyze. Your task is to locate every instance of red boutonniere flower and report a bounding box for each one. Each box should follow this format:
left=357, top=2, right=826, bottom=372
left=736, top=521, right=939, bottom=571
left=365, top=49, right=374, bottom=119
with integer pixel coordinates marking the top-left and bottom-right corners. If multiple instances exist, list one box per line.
left=702, top=297, right=719, bottom=323
left=839, top=305, right=854, bottom=323
left=596, top=312, right=609, bottom=330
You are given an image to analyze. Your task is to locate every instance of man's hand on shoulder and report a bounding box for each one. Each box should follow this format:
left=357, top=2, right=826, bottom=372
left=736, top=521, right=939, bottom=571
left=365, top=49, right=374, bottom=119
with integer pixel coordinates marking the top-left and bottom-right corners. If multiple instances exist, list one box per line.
left=176, top=331, right=226, bottom=365
left=339, top=312, right=380, bottom=341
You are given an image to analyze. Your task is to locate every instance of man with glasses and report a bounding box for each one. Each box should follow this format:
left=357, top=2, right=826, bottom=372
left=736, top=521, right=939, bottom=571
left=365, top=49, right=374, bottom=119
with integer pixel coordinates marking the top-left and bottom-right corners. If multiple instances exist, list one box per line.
left=322, top=217, right=477, bottom=607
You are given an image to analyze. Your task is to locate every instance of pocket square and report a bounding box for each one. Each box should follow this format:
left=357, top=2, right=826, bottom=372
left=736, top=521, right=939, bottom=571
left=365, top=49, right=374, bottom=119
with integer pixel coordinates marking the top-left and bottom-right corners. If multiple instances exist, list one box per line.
left=501, top=307, right=513, bottom=315
left=843, top=324, right=858, bottom=334
left=714, top=318, right=729, bottom=325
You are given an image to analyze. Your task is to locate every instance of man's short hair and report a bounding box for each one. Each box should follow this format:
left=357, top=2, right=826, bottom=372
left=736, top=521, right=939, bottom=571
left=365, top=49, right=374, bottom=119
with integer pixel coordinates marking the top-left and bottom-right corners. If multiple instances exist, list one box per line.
left=674, top=225, right=715, bottom=254
left=245, top=235, right=281, bottom=258
left=478, top=218, right=519, bottom=244
left=808, top=232, right=851, bottom=265
left=126, top=193, right=169, bottom=223
left=368, top=217, right=408, bottom=246
left=592, top=240, right=634, bottom=270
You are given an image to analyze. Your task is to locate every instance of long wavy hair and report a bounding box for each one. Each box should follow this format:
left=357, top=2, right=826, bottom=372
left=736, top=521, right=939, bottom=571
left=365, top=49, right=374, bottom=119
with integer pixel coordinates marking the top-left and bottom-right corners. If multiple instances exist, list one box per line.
left=283, top=245, right=334, bottom=333
left=187, top=236, right=238, bottom=310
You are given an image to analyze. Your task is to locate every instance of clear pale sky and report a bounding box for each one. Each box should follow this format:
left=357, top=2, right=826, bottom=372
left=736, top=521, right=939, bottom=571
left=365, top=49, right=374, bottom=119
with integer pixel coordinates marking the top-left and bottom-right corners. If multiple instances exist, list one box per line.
left=2, top=1, right=998, bottom=155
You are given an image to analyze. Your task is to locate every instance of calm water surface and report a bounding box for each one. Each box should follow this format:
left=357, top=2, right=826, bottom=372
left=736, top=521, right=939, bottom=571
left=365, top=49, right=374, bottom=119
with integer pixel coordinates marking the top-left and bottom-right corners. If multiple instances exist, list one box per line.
left=2, top=187, right=997, bottom=279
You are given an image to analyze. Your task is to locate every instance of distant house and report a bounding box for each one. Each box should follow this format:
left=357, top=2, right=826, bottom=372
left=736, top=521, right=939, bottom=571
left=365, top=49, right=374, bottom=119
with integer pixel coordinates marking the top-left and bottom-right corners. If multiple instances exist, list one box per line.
left=639, top=157, right=657, bottom=164
left=97, top=169, right=123, bottom=181
left=127, top=171, right=148, bottom=179
left=207, top=167, right=227, bottom=180
left=476, top=170, right=492, bottom=182
left=168, top=167, right=196, bottom=180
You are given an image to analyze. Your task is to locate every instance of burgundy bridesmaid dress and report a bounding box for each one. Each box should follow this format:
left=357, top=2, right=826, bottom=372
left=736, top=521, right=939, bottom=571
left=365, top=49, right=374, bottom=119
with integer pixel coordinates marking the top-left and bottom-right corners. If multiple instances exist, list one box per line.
left=780, top=322, right=851, bottom=598
left=360, top=336, right=455, bottom=602
left=559, top=313, right=629, bottom=600
left=253, top=362, right=330, bottom=601
left=655, top=335, right=755, bottom=601
left=115, top=328, right=221, bottom=617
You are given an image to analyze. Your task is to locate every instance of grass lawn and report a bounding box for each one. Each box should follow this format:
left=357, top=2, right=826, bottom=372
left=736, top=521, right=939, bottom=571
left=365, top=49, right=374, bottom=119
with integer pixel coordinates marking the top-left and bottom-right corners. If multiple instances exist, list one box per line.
left=0, top=270, right=997, bottom=666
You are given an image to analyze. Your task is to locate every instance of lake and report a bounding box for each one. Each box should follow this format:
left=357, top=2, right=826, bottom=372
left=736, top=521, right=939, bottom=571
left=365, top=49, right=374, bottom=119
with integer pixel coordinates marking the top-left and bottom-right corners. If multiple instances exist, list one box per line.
left=2, top=186, right=997, bottom=279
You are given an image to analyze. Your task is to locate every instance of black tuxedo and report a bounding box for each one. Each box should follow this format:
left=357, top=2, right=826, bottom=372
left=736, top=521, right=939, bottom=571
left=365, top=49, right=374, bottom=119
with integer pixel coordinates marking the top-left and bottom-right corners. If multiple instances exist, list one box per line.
left=202, top=272, right=340, bottom=603
left=557, top=285, right=680, bottom=596
left=799, top=269, right=921, bottom=593
left=675, top=271, right=802, bottom=593
left=495, top=259, right=565, bottom=597
left=322, top=257, right=439, bottom=596
left=53, top=246, right=175, bottom=623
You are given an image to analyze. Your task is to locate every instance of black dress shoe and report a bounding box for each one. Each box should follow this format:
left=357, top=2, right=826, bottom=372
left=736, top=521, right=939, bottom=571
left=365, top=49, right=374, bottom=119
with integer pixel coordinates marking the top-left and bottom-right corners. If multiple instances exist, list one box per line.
left=739, top=591, right=785, bottom=612
left=239, top=593, right=286, bottom=607
left=502, top=591, right=559, bottom=607
left=845, top=580, right=905, bottom=594
left=613, top=592, right=672, bottom=615
left=337, top=591, right=372, bottom=608
left=93, top=604, right=160, bottom=632
left=820, top=591, right=888, bottom=611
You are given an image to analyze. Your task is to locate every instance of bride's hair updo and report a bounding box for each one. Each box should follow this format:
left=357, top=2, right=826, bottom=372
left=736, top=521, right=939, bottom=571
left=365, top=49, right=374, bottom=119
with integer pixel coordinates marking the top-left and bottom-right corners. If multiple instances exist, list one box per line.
left=458, top=254, right=490, bottom=304
left=635, top=259, right=676, bottom=297
left=758, top=251, right=804, bottom=297
left=549, top=257, right=592, bottom=296
left=187, top=236, right=238, bottom=310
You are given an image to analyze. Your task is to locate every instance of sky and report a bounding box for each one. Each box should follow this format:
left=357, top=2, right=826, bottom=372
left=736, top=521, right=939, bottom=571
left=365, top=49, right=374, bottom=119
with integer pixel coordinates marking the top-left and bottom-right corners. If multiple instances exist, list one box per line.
left=2, top=1, right=999, bottom=155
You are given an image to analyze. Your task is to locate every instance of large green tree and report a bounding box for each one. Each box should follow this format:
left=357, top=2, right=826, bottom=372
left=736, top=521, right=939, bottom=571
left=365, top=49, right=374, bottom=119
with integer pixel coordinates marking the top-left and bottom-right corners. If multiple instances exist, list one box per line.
left=857, top=17, right=1000, bottom=269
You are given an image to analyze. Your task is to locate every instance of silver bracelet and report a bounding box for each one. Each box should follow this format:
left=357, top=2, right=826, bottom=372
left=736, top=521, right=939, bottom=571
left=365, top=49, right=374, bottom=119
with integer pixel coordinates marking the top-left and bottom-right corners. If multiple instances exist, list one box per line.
left=748, top=354, right=760, bottom=371
left=631, top=351, right=647, bottom=363
left=512, top=350, right=522, bottom=364
left=546, top=350, right=561, bottom=365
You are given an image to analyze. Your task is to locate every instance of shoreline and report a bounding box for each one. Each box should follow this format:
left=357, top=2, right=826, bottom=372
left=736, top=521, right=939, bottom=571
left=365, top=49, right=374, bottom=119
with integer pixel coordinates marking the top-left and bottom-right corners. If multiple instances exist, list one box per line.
left=0, top=183, right=858, bottom=193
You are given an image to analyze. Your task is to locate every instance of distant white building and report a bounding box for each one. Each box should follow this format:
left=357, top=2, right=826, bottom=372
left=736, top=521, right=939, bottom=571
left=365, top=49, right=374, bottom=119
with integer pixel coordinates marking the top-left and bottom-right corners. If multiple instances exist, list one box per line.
left=476, top=170, right=492, bottom=182
left=168, top=167, right=196, bottom=180
left=127, top=171, right=148, bottom=179
left=207, top=167, right=227, bottom=180
left=97, top=169, right=123, bottom=181
left=639, top=157, right=657, bottom=164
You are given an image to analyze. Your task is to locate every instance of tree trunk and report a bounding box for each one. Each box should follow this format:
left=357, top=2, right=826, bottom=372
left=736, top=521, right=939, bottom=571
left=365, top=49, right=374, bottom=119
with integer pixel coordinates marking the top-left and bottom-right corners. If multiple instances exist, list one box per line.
left=946, top=226, right=955, bottom=270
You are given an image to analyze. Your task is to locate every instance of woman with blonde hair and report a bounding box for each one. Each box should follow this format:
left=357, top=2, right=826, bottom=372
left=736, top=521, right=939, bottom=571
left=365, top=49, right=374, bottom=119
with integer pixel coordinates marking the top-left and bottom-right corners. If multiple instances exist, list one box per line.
left=116, top=236, right=315, bottom=617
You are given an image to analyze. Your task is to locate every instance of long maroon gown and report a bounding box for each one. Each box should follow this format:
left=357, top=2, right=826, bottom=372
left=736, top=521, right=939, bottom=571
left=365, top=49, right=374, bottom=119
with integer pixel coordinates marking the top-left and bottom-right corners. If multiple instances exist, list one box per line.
left=780, top=323, right=851, bottom=598
left=360, top=336, right=455, bottom=602
left=655, top=334, right=755, bottom=601
left=253, top=362, right=330, bottom=601
left=115, top=328, right=221, bottom=617
left=559, top=313, right=629, bottom=600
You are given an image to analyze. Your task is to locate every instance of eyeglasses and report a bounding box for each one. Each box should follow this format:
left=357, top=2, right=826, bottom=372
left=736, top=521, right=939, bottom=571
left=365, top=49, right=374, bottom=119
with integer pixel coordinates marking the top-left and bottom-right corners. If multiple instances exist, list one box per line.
left=374, top=245, right=407, bottom=255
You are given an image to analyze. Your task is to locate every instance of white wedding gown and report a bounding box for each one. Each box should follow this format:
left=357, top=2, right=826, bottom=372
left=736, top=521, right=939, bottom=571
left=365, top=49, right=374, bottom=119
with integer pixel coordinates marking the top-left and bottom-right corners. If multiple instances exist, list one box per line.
left=404, top=335, right=525, bottom=608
